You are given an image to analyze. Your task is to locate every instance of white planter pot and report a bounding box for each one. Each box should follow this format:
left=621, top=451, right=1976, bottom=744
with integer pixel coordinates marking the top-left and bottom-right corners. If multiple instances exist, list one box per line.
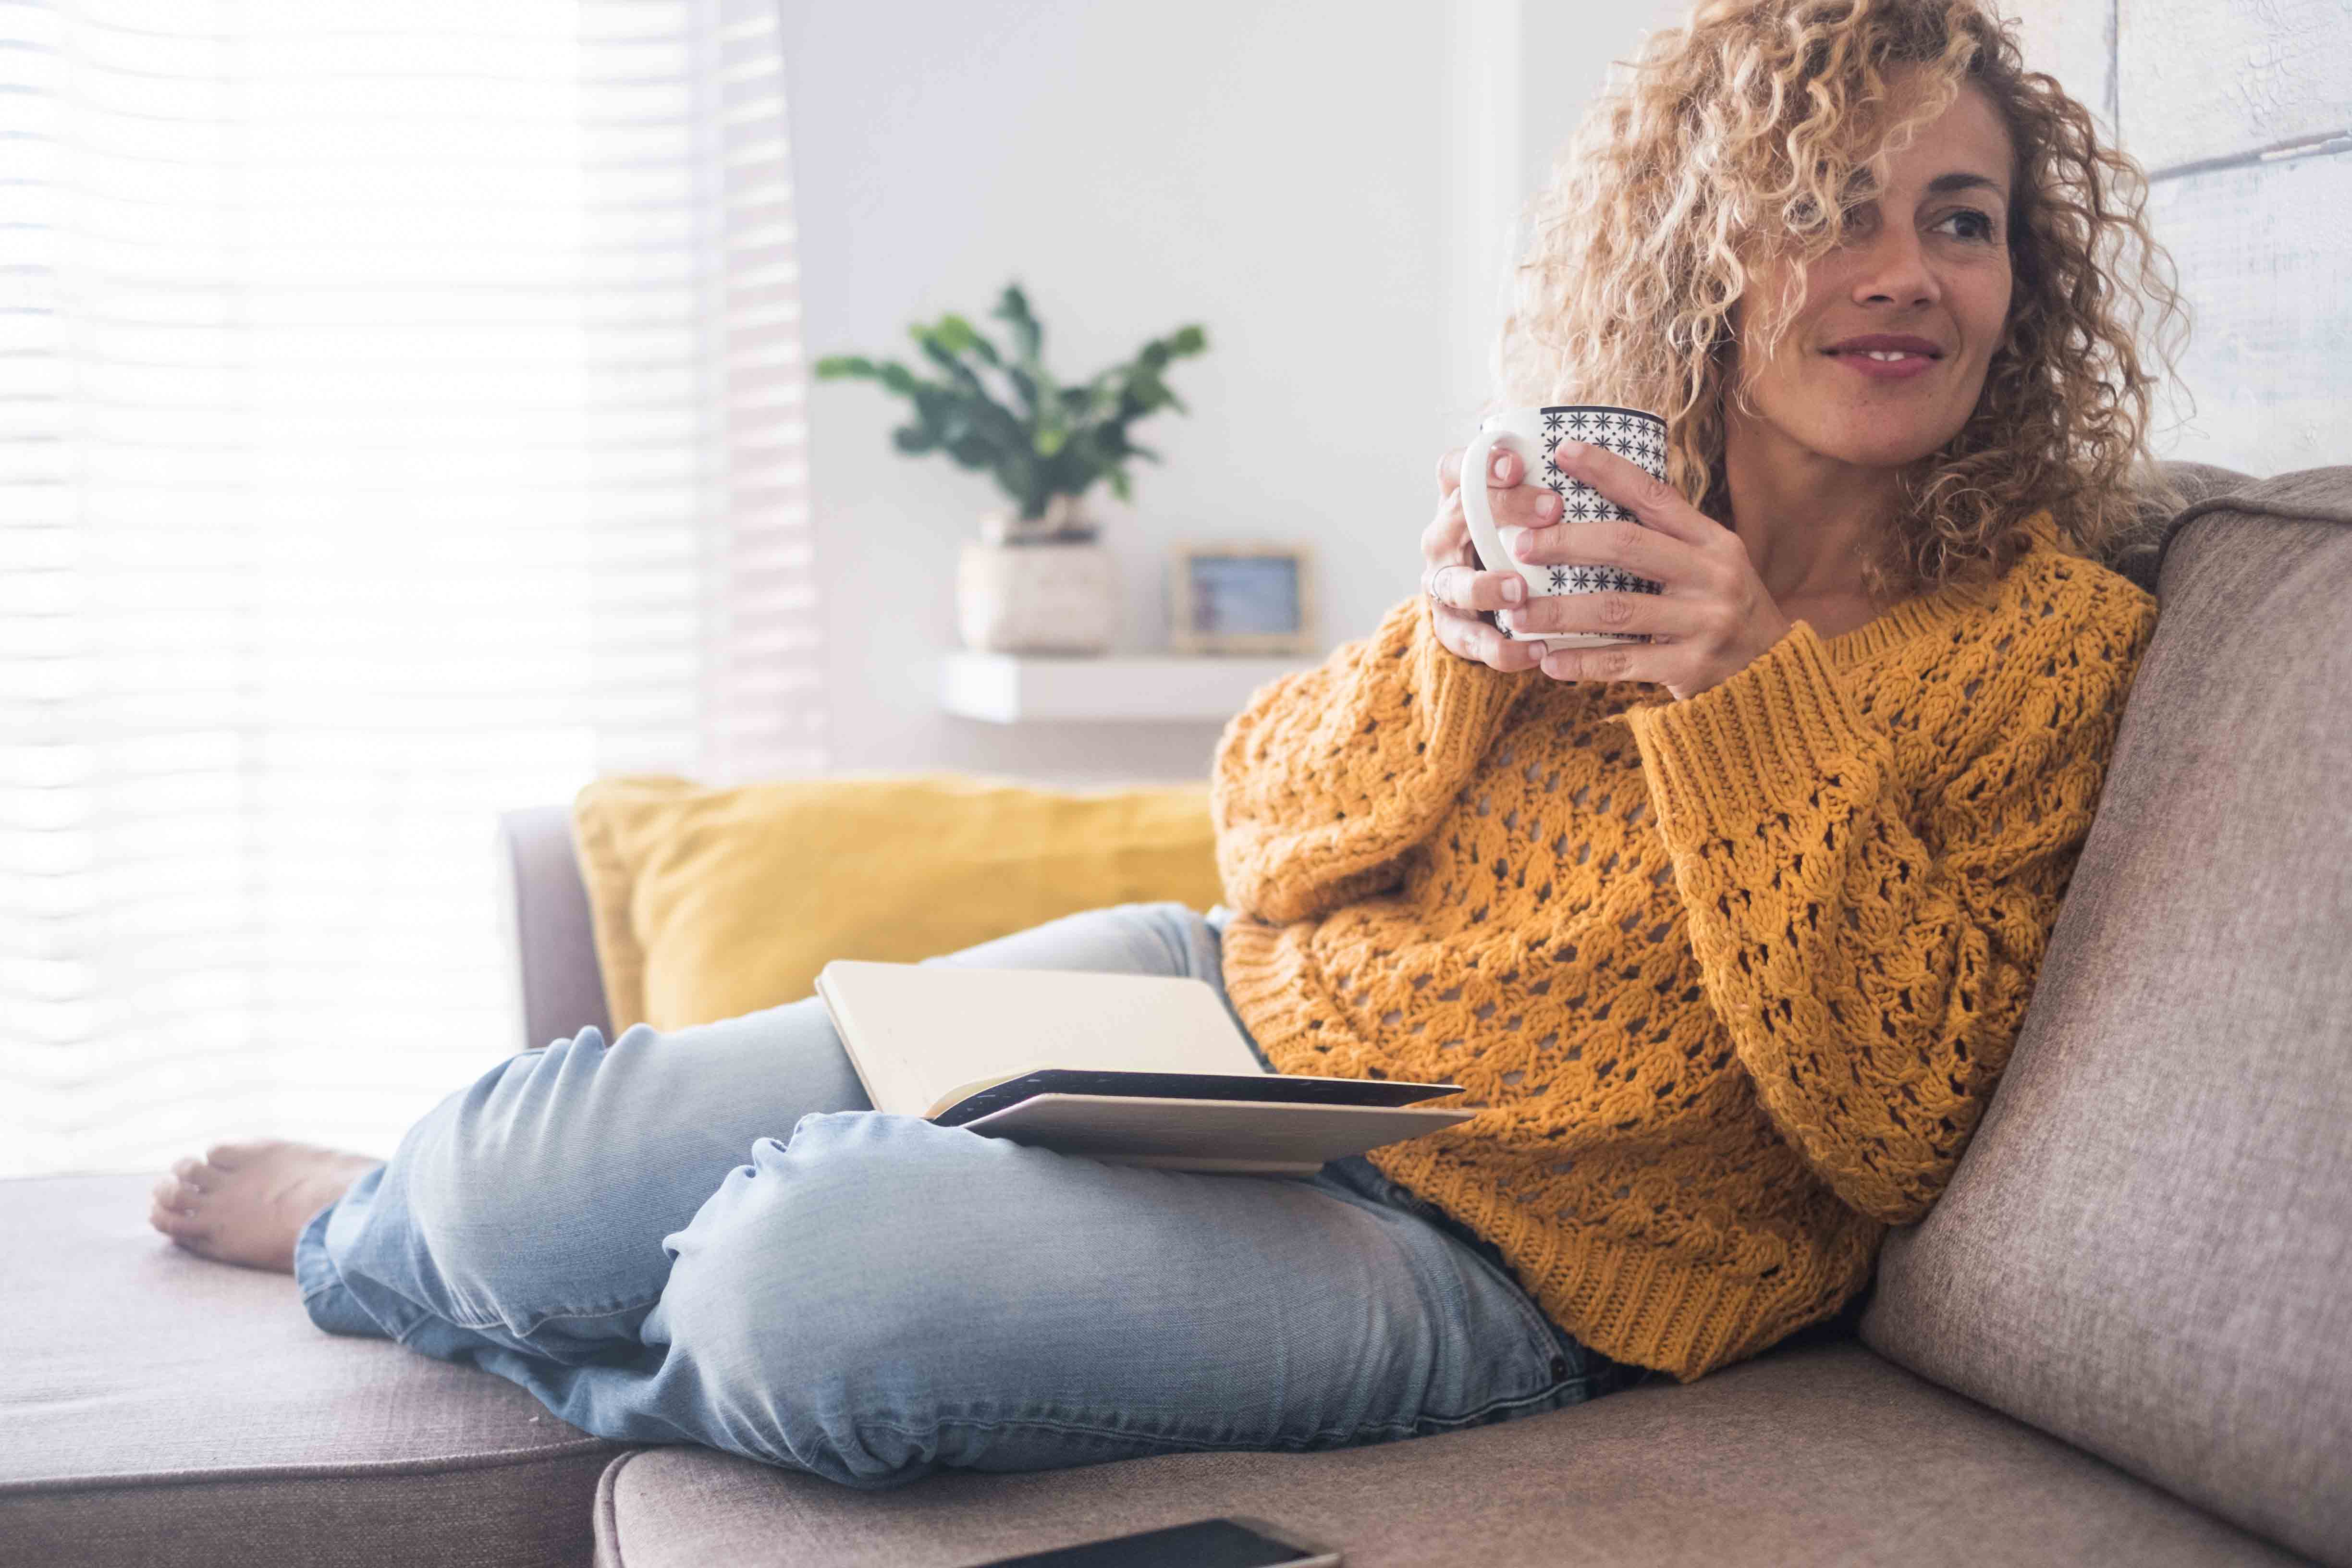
left=957, top=539, right=1120, bottom=655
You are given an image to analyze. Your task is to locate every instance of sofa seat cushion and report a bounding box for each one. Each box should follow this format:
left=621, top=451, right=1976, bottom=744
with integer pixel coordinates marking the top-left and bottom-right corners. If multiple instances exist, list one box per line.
left=0, top=1172, right=624, bottom=1568
left=589, top=1340, right=2301, bottom=1568
left=1860, top=468, right=2352, bottom=1568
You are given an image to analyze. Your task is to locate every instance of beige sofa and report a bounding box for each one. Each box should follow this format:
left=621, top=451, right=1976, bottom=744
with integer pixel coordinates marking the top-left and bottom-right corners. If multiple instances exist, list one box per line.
left=4, top=460, right=2346, bottom=1568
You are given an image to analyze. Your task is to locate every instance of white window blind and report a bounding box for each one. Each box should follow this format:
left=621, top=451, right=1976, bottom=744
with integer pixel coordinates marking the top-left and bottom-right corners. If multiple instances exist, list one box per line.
left=0, top=0, right=821, bottom=1178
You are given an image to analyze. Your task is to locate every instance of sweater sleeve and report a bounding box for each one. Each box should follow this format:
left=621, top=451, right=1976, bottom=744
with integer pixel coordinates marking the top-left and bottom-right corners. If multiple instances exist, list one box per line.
left=1612, top=583, right=2160, bottom=1225
left=1211, top=592, right=1532, bottom=926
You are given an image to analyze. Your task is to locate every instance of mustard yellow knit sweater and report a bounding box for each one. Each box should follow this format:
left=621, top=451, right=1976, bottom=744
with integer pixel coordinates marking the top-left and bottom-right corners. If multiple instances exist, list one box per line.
left=1211, top=512, right=2161, bottom=1384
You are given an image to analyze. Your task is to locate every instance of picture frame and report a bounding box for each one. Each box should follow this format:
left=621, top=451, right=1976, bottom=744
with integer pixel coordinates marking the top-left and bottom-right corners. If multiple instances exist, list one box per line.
left=1167, top=542, right=1319, bottom=656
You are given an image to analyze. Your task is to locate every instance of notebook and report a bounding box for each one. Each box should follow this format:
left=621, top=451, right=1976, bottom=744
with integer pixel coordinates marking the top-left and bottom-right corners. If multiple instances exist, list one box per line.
left=813, top=960, right=1475, bottom=1176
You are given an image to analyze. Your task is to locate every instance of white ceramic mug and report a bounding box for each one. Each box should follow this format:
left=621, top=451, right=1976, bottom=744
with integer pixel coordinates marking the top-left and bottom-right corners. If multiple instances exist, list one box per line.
left=1459, top=404, right=1669, bottom=652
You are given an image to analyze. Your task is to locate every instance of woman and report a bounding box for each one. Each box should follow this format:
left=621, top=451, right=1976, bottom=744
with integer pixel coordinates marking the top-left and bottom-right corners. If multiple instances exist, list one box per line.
left=149, top=0, right=2181, bottom=1490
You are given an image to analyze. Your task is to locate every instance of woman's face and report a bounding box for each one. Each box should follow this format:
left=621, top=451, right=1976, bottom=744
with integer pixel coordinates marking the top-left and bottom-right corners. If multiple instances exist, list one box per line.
left=1729, top=80, right=2017, bottom=473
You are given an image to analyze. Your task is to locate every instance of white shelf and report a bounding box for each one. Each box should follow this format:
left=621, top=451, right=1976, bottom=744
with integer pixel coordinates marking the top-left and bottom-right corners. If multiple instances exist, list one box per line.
left=939, top=651, right=1311, bottom=723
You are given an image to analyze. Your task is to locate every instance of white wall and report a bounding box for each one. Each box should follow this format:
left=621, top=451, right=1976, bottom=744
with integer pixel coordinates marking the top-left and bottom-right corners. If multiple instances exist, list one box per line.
left=2006, top=0, right=2352, bottom=480
left=776, top=0, right=1685, bottom=786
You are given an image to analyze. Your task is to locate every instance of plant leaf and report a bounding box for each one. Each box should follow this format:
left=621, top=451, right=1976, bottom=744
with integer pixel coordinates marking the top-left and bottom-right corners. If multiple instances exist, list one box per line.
left=994, top=282, right=1043, bottom=365
left=1009, top=365, right=1043, bottom=417
left=933, top=314, right=1002, bottom=365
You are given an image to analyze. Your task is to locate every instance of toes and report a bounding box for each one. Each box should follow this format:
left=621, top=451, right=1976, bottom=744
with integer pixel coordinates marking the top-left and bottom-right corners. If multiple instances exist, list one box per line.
left=148, top=1201, right=210, bottom=1242
left=171, top=1155, right=210, bottom=1188
left=204, top=1141, right=259, bottom=1169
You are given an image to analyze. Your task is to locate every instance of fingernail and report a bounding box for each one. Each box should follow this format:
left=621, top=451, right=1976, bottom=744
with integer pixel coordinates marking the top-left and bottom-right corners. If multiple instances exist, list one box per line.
left=1491, top=454, right=1511, bottom=481
left=1538, top=491, right=1561, bottom=519
left=1502, top=577, right=1524, bottom=603
left=1501, top=527, right=1525, bottom=558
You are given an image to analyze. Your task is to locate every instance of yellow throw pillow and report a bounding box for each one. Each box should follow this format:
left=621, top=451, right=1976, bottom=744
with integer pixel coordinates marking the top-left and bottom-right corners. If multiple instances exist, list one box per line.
left=572, top=771, right=1223, bottom=1033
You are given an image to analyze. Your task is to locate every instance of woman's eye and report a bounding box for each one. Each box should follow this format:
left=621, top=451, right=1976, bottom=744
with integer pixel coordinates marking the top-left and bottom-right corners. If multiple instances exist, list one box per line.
left=1932, top=208, right=1997, bottom=243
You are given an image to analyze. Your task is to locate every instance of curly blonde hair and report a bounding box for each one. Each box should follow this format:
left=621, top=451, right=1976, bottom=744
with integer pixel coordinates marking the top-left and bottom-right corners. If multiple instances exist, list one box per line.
left=1496, top=0, right=2188, bottom=601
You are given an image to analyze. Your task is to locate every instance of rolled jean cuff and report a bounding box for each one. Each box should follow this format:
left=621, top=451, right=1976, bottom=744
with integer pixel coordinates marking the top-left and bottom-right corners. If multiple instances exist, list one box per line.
left=296, top=1195, right=392, bottom=1339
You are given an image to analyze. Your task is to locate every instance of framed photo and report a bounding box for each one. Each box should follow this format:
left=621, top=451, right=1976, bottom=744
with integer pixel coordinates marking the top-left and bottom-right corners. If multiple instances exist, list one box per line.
left=1168, top=542, right=1318, bottom=656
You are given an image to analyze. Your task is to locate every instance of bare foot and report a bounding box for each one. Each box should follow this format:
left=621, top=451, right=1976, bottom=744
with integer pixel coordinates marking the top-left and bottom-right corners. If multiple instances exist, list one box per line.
left=148, top=1139, right=382, bottom=1274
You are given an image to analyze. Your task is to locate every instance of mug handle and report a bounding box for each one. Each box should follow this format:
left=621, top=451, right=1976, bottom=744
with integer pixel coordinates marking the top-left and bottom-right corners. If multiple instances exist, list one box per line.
left=1458, top=423, right=1551, bottom=654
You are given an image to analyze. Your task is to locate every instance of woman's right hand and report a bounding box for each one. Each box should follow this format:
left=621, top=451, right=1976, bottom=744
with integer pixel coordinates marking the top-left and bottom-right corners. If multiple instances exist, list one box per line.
left=1421, top=445, right=1564, bottom=672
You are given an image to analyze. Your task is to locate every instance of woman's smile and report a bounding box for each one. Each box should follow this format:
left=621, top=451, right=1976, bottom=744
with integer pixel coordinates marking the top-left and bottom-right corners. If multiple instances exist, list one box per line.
left=1822, top=332, right=1947, bottom=381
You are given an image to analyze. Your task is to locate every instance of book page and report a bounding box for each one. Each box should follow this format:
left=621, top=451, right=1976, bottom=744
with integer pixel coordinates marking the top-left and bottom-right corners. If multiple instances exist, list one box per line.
left=816, top=962, right=1264, bottom=1117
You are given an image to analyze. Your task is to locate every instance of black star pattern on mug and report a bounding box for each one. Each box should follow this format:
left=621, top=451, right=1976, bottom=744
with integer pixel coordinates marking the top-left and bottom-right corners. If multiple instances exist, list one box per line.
left=1544, top=434, right=1562, bottom=455
left=1548, top=566, right=1572, bottom=591
left=1544, top=412, right=1565, bottom=432
left=1544, top=473, right=1569, bottom=495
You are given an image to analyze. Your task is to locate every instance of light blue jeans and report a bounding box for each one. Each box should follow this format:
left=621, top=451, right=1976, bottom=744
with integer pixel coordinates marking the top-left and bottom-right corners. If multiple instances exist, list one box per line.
left=294, top=901, right=1647, bottom=1490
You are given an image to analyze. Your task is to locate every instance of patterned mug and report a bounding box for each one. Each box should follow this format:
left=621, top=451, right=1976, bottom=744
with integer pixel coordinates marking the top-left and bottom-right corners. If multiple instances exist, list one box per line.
left=1458, top=404, right=1669, bottom=652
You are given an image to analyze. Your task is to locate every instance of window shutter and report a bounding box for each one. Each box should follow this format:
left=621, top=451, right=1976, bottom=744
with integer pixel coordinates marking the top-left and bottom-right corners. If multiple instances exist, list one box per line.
left=0, top=0, right=818, bottom=1176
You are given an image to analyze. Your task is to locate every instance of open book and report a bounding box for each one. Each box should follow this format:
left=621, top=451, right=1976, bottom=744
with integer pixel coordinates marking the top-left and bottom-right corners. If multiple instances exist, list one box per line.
left=814, top=960, right=1475, bottom=1176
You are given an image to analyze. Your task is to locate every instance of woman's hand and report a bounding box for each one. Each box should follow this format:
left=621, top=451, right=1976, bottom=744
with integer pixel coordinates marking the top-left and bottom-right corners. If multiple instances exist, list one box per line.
left=1497, top=440, right=1795, bottom=702
left=1421, top=445, right=1558, bottom=673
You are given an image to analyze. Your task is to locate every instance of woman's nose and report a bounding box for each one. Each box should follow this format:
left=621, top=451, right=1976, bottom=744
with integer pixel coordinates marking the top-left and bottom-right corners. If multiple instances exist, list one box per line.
left=1849, top=225, right=1941, bottom=308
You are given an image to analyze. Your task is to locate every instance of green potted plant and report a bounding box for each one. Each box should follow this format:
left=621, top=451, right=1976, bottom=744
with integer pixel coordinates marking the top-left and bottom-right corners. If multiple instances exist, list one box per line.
left=814, top=282, right=1207, bottom=655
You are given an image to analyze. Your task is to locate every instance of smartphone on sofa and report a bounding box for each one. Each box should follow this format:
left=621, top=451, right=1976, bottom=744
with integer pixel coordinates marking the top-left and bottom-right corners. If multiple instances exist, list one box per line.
left=962, top=1514, right=1341, bottom=1567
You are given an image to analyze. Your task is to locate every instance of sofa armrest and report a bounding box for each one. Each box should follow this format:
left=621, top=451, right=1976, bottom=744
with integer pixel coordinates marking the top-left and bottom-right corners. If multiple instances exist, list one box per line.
left=494, top=805, right=612, bottom=1053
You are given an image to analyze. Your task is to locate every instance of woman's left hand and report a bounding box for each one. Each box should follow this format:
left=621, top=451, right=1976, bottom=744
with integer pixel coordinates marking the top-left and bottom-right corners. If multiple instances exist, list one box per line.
left=1498, top=439, right=1795, bottom=702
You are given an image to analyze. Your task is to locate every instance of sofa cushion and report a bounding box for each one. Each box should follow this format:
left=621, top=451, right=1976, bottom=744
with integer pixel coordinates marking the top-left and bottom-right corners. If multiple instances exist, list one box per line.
left=588, top=1339, right=2299, bottom=1568
left=2099, top=460, right=2254, bottom=593
left=571, top=771, right=1224, bottom=1033
left=1862, top=467, right=2352, bottom=1568
left=0, top=1173, right=624, bottom=1568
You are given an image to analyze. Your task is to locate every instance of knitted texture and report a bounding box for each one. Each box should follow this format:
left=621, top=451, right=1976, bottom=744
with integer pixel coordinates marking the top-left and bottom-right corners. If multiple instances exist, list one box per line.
left=1212, top=512, right=2161, bottom=1384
